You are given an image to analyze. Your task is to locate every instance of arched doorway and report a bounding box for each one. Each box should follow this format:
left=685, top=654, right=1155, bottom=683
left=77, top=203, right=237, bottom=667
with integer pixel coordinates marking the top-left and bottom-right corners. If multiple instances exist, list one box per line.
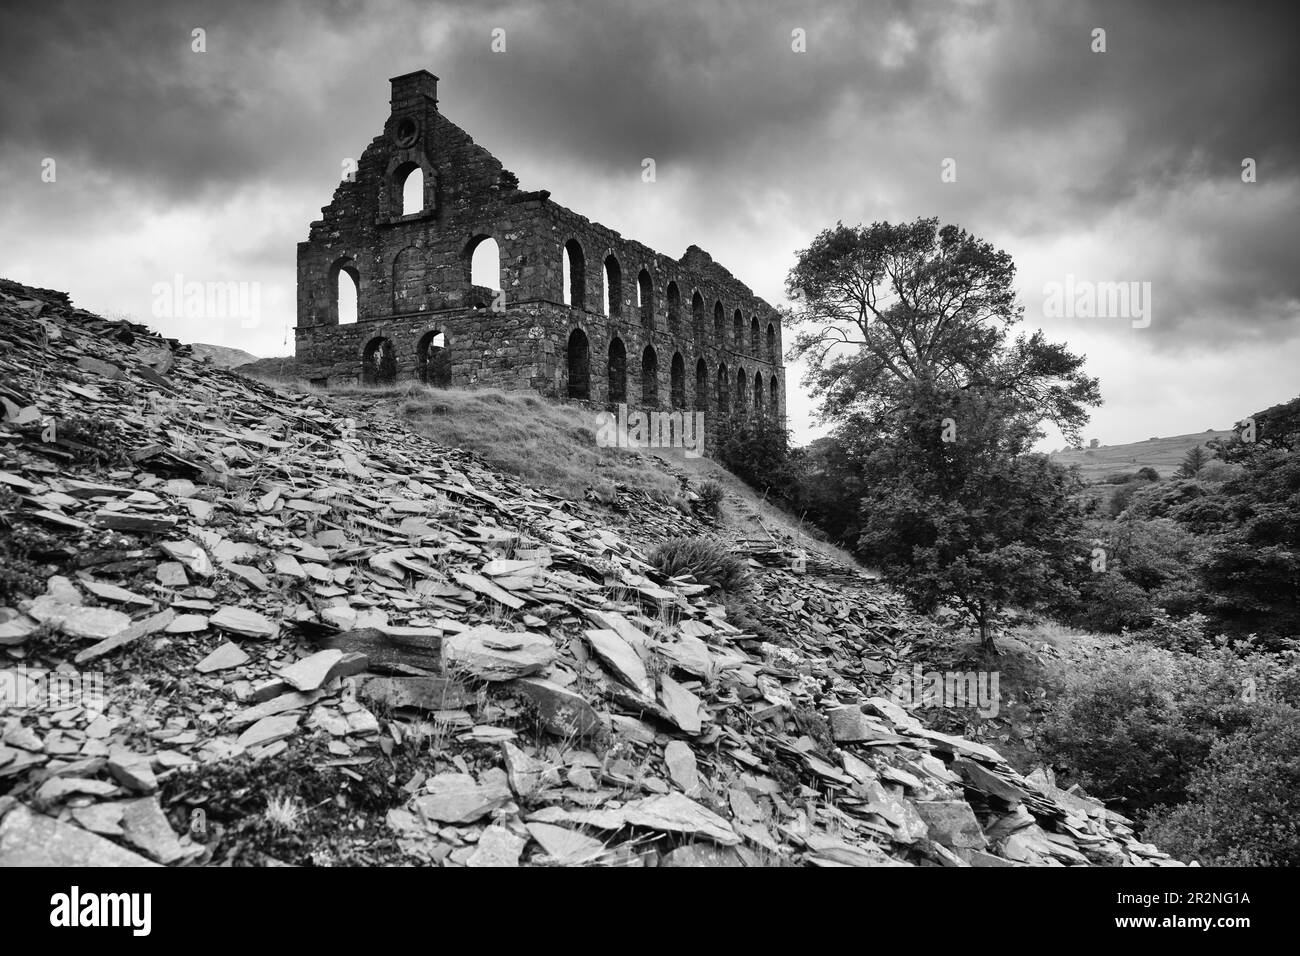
left=607, top=337, right=627, bottom=404
left=362, top=337, right=397, bottom=386
left=670, top=352, right=686, bottom=409
left=567, top=328, right=591, bottom=399
left=416, top=330, right=451, bottom=387
left=641, top=346, right=659, bottom=408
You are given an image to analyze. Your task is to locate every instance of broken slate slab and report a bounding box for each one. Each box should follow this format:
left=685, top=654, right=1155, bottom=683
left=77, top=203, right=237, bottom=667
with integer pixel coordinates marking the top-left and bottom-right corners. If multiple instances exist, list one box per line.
left=510, top=677, right=602, bottom=737
left=442, top=625, right=555, bottom=681
left=210, top=606, right=277, bottom=639
left=25, top=596, right=131, bottom=640
left=120, top=796, right=186, bottom=864
left=914, top=800, right=989, bottom=849
left=195, top=641, right=250, bottom=674
left=278, top=649, right=345, bottom=692
left=622, top=792, right=740, bottom=846
left=660, top=844, right=744, bottom=867
left=108, top=749, right=158, bottom=793
left=235, top=713, right=300, bottom=749
left=75, top=609, right=176, bottom=664
left=466, top=823, right=527, bottom=867
left=584, top=628, right=653, bottom=698
left=412, top=772, right=512, bottom=824
left=664, top=740, right=700, bottom=794
left=0, top=805, right=158, bottom=867
left=658, top=674, right=705, bottom=734
left=230, top=690, right=323, bottom=728
left=501, top=741, right=558, bottom=799
left=524, top=822, right=605, bottom=865
left=356, top=675, right=476, bottom=711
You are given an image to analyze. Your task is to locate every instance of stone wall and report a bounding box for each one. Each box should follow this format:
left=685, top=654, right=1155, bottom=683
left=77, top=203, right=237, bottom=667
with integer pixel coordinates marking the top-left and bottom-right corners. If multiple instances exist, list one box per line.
left=296, top=70, right=787, bottom=442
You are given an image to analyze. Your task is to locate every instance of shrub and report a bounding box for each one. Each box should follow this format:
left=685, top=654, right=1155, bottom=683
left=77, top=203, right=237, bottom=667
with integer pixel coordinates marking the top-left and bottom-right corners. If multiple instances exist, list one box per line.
left=1037, top=643, right=1259, bottom=818
left=1107, top=480, right=1143, bottom=516
left=56, top=413, right=133, bottom=467
left=1127, top=610, right=1213, bottom=654
left=1135, top=466, right=1160, bottom=481
left=1144, top=705, right=1300, bottom=866
left=647, top=536, right=750, bottom=593
left=716, top=415, right=789, bottom=492
left=0, top=511, right=65, bottom=605
left=695, top=480, right=725, bottom=519
left=1069, top=572, right=1155, bottom=633
left=1103, top=470, right=1138, bottom=485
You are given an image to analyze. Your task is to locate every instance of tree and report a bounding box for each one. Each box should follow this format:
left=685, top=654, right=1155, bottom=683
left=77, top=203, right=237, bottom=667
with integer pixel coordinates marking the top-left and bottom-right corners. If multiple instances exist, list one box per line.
left=1175, top=445, right=1207, bottom=478
left=783, top=218, right=1100, bottom=649
left=1196, top=448, right=1300, bottom=643
left=857, top=383, right=1085, bottom=651
left=1210, top=395, right=1300, bottom=462
left=786, top=217, right=1100, bottom=444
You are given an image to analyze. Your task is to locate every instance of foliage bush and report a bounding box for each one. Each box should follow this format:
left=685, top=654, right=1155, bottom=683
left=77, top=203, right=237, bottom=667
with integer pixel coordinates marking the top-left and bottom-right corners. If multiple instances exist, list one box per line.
left=1126, top=610, right=1213, bottom=654
left=778, top=436, right=868, bottom=547
left=647, top=536, right=750, bottom=593
left=1068, top=571, right=1156, bottom=633
left=1037, top=643, right=1265, bottom=818
left=1144, top=705, right=1300, bottom=866
left=694, top=480, right=725, bottom=519
left=715, top=414, right=790, bottom=493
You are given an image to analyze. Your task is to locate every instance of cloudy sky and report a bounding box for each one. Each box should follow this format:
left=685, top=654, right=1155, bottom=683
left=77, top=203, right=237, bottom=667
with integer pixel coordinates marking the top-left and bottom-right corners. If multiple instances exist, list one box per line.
left=2, top=0, right=1297, bottom=448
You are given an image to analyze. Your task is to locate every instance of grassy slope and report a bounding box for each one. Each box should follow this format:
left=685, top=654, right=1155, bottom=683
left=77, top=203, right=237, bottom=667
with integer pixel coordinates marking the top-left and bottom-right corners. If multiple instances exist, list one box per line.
left=1049, top=429, right=1233, bottom=482
left=238, top=371, right=861, bottom=570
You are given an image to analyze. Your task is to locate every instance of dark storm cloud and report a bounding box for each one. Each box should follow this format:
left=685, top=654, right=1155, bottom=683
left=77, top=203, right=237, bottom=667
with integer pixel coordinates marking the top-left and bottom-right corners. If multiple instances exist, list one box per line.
left=0, top=0, right=1296, bottom=357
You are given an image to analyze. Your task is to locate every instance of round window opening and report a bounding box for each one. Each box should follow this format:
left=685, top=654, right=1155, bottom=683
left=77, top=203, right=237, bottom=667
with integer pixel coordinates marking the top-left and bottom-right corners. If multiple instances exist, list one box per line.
left=394, top=117, right=419, bottom=148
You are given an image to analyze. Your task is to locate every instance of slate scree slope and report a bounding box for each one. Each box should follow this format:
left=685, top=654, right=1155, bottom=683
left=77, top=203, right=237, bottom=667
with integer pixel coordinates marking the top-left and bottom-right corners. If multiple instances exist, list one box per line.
left=295, top=71, right=786, bottom=445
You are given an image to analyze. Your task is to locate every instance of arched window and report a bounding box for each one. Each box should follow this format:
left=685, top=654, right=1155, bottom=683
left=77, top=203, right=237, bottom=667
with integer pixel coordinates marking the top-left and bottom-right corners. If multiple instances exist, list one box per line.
left=603, top=254, right=622, bottom=318
left=641, top=346, right=659, bottom=408
left=733, top=309, right=743, bottom=348
left=567, top=329, right=590, bottom=399
left=753, top=371, right=763, bottom=411
left=716, top=362, right=730, bottom=414
left=362, top=337, right=396, bottom=386
left=638, top=269, right=653, bottom=330
left=713, top=301, right=724, bottom=341
left=467, top=235, right=501, bottom=292
left=666, top=282, right=681, bottom=334
left=767, top=322, right=777, bottom=361
left=769, top=375, right=778, bottom=408
left=694, top=358, right=708, bottom=410
left=399, top=165, right=424, bottom=216
left=330, top=257, right=360, bottom=326
left=607, top=337, right=627, bottom=404
left=750, top=315, right=760, bottom=353
left=670, top=353, right=686, bottom=409
left=416, top=330, right=451, bottom=387
left=691, top=291, right=705, bottom=338
left=735, top=366, right=747, bottom=408
left=563, top=239, right=585, bottom=309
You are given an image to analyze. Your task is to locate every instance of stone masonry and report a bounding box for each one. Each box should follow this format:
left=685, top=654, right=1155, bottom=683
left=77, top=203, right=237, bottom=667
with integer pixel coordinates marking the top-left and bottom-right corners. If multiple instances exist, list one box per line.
left=296, top=70, right=787, bottom=444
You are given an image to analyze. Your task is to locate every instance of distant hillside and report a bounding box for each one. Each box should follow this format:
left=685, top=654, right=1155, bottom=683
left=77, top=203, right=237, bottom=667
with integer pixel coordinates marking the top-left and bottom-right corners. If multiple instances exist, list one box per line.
left=189, top=342, right=259, bottom=368
left=232, top=354, right=297, bottom=378
left=1050, top=429, right=1234, bottom=482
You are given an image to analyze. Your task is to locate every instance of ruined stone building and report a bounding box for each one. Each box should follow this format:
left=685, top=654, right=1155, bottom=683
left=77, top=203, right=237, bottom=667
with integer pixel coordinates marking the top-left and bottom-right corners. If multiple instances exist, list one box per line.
left=295, top=71, right=786, bottom=440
